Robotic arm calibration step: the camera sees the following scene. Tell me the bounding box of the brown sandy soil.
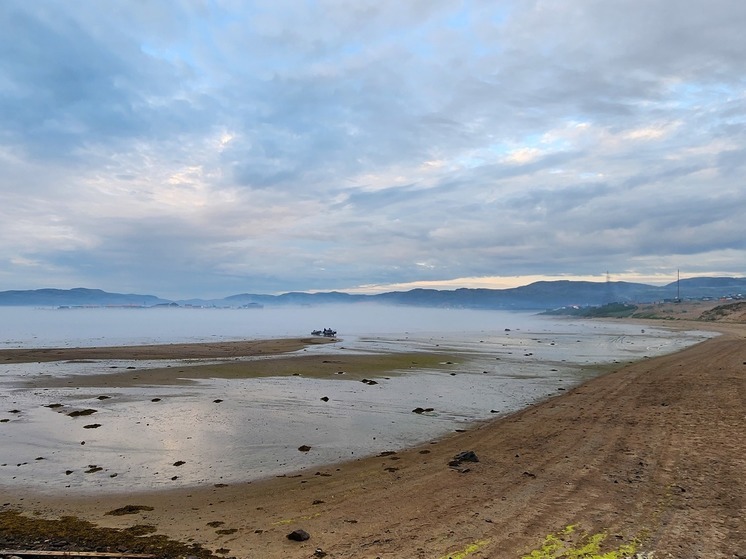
[630,299,746,322]
[3,323,744,558]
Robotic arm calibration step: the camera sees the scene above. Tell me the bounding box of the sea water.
[0,305,712,494]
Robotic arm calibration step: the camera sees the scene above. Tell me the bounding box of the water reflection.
[0,307,713,494]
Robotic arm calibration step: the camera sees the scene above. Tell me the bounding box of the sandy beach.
[1,323,744,558]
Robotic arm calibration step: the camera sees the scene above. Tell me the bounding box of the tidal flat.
[0,309,711,495]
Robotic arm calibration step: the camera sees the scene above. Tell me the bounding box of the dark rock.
[314,549,328,558]
[105,505,155,516]
[320,396,329,402]
[287,529,310,542]
[151,398,161,402]
[453,451,479,463]
[412,407,425,414]
[67,409,97,417]
[97,395,111,400]
[173,460,186,467]
[213,399,223,403]
[298,445,312,452]
[83,424,102,429]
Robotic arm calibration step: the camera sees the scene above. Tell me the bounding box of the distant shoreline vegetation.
[542,302,639,318]
[544,299,746,323]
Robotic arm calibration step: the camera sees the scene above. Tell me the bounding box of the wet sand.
[0,337,335,364]
[2,323,744,558]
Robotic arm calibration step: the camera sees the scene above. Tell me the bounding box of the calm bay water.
[0,305,712,494]
[1,304,574,348]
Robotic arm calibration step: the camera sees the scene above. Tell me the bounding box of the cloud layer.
[1,1,744,297]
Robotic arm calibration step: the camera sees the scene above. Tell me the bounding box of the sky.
[1,1,745,299]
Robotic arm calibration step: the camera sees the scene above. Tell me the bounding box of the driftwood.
[0,551,155,558]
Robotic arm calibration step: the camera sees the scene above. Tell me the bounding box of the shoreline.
[2,322,744,558]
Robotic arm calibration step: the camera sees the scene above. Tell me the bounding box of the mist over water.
[1,304,556,349]
[0,305,712,494]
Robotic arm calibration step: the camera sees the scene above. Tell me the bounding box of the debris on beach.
[450,450,480,467]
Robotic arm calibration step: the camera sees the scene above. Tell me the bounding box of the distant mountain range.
[1,277,745,310]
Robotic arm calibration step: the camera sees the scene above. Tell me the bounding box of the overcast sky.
[1,1,744,298]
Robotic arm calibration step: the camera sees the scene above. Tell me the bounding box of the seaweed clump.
[0,509,218,559]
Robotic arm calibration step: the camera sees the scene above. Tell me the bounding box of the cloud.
[1,0,745,297]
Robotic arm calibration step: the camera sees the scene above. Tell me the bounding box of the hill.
[0,288,169,307]
[2,277,745,310]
